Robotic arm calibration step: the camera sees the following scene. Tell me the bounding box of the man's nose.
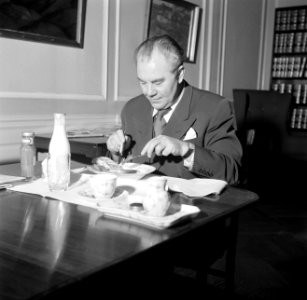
[146,84,156,96]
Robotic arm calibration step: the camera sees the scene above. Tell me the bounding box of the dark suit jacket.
[121,83,242,184]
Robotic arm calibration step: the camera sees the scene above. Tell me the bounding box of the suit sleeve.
[191,98,242,185]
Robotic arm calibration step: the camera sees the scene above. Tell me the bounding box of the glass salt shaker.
[20,132,36,178]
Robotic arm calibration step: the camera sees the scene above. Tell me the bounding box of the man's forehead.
[137,51,177,72]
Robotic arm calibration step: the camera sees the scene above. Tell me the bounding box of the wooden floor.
[206,182,307,299]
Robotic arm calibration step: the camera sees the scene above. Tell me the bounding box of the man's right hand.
[106,129,129,155]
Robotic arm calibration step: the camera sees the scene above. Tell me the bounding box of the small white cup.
[89,174,117,199]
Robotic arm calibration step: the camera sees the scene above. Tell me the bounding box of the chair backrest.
[232,89,250,133]
[232,89,292,154]
[232,89,292,188]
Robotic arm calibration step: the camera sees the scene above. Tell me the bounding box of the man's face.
[136,50,182,110]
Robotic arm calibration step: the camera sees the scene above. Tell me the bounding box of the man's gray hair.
[135,35,185,70]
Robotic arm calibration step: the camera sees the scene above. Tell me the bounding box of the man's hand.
[141,135,190,158]
[106,129,130,155]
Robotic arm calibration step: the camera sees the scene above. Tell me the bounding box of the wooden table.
[35,134,108,164]
[0,163,258,299]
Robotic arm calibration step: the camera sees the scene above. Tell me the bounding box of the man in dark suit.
[107,34,242,185]
[107,35,242,292]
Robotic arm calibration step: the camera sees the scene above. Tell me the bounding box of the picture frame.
[0,0,87,48]
[147,0,201,63]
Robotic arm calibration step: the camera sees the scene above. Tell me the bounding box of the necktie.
[153,108,170,137]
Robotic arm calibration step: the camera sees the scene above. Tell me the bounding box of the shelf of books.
[271,5,307,133]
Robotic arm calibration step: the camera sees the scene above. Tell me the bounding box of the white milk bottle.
[47,113,71,191]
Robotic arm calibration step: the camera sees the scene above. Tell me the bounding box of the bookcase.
[271,5,307,133]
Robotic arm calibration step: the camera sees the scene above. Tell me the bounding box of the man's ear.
[177,65,185,83]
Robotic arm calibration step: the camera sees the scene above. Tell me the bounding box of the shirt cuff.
[183,143,195,170]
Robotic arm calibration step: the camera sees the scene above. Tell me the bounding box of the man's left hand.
[141,135,190,158]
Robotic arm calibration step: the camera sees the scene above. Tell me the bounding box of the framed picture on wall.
[147,0,201,63]
[0,0,87,48]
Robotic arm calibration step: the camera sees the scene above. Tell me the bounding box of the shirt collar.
[152,86,185,121]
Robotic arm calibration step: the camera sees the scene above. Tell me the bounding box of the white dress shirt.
[152,88,195,170]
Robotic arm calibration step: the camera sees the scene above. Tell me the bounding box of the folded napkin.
[165,177,227,198]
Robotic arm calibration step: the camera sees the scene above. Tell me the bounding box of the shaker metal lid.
[22,132,35,137]
[129,202,143,212]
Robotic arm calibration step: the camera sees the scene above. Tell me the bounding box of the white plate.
[88,163,156,180]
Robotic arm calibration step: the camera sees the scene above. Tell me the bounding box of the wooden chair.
[232,89,292,194]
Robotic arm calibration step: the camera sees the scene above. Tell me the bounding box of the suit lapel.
[164,85,196,140]
[134,98,153,141]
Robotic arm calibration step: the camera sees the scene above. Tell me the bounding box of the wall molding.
[113,0,121,101]
[0,0,110,103]
[0,92,105,101]
[0,113,115,126]
[257,0,268,89]
[218,0,227,96]
[261,0,275,90]
[101,0,109,101]
[202,0,211,90]
[113,0,131,102]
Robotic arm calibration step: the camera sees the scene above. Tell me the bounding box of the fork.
[119,154,146,166]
